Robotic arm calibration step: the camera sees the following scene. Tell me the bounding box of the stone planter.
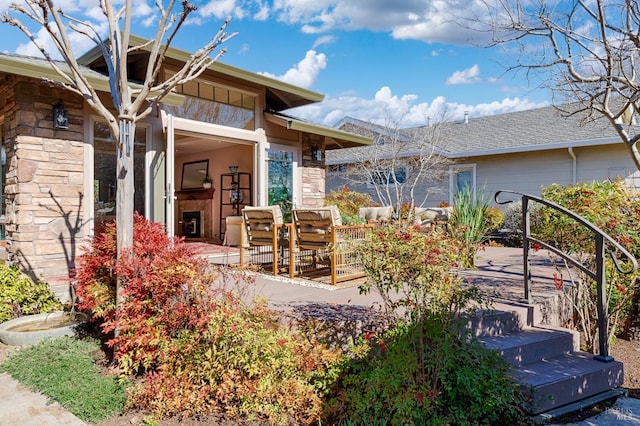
[0,311,88,346]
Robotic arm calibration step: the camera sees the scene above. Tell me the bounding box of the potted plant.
[202,176,213,189]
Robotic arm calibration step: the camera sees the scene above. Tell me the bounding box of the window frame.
[449,163,477,204]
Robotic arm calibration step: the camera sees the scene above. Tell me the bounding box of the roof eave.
[448,137,622,158]
[0,55,184,106]
[266,112,373,148]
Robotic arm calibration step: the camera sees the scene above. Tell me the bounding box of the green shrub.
[0,264,62,323]
[330,226,524,424]
[0,337,126,423]
[450,186,491,268]
[502,200,544,246]
[325,186,374,224]
[324,322,523,425]
[484,206,505,234]
[129,295,344,424]
[533,180,640,346]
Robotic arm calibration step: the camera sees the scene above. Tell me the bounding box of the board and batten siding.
[470,143,638,205]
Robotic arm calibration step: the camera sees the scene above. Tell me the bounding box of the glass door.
[266,146,297,222]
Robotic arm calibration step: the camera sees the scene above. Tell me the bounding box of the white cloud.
[289,86,548,127]
[259,50,327,89]
[445,64,482,85]
[199,0,246,19]
[271,0,493,45]
[312,35,337,49]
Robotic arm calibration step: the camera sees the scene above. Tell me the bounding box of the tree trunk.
[115,118,135,336]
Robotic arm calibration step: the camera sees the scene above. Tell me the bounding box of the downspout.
[568,147,577,185]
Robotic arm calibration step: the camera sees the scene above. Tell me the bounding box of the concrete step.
[466,309,524,337]
[478,326,579,367]
[511,351,624,414]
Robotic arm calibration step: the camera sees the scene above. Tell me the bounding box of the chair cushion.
[252,221,272,232]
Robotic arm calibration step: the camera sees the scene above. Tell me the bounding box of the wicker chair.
[292,206,373,285]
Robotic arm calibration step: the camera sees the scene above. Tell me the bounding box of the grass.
[0,336,127,423]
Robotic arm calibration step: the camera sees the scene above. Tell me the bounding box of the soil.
[1,337,639,425]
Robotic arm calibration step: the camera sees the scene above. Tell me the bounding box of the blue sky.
[0,0,551,127]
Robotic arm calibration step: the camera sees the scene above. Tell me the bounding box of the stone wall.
[2,76,85,299]
[300,134,325,207]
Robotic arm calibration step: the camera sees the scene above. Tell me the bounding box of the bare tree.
[476,0,640,170]
[2,0,235,313]
[337,115,451,221]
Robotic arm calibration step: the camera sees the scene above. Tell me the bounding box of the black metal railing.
[495,190,638,361]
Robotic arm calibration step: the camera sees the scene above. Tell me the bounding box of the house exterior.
[327,105,640,207]
[0,38,371,300]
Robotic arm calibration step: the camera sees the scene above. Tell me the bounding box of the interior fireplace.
[182,211,202,238]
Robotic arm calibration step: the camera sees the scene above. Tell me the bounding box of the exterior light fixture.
[311,141,323,161]
[53,102,68,129]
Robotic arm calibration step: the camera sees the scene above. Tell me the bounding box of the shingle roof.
[327,103,632,164]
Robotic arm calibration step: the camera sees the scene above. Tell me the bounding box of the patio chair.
[358,205,394,227]
[292,205,373,285]
[239,205,293,275]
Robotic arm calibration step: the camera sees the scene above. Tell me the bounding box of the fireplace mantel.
[176,188,215,201]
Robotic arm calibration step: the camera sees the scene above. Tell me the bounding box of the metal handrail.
[495,190,638,361]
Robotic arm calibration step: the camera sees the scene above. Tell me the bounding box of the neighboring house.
[327,105,640,207]
[0,37,371,300]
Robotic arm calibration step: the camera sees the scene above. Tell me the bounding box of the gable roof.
[78,35,324,111]
[327,103,632,164]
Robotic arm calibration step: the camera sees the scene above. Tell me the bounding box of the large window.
[449,164,476,204]
[93,121,147,230]
[266,148,295,222]
[163,74,256,130]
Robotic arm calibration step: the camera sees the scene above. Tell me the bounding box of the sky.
[0,0,552,128]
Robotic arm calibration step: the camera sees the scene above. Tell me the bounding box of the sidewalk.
[0,247,638,425]
[0,372,85,426]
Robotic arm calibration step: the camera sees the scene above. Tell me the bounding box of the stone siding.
[300,134,325,207]
[2,76,85,299]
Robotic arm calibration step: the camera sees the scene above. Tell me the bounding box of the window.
[368,165,407,186]
[163,72,256,130]
[449,164,476,204]
[266,147,296,222]
[93,121,147,230]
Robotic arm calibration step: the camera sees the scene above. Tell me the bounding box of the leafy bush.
[533,180,640,346]
[330,226,524,424]
[324,322,522,425]
[484,206,505,234]
[450,186,490,268]
[0,264,62,323]
[75,212,213,373]
[325,186,374,224]
[0,337,126,423]
[75,213,343,424]
[129,295,344,424]
[325,227,520,424]
[358,226,472,324]
[502,200,544,246]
